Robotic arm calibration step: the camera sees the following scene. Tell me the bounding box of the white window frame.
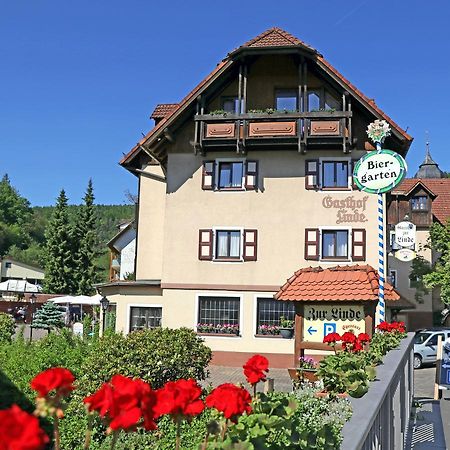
[214,158,246,192]
[318,156,352,192]
[212,226,244,263]
[252,294,295,339]
[195,292,244,338]
[319,226,352,262]
[126,303,163,334]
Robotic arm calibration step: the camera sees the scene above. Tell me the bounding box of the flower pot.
[287,368,318,383]
[279,328,294,339]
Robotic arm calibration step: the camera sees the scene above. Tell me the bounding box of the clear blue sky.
[1,0,449,206]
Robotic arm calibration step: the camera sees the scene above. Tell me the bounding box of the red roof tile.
[392,178,450,224]
[241,27,316,52]
[275,265,400,302]
[150,103,179,120]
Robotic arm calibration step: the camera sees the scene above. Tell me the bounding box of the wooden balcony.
[194,111,354,154]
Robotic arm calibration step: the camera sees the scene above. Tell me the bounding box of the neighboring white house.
[0,257,44,285]
[107,222,136,281]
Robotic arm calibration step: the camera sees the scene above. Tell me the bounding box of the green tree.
[0,312,15,343]
[422,221,450,306]
[31,301,64,333]
[409,255,432,303]
[0,174,33,255]
[72,180,101,294]
[43,190,75,294]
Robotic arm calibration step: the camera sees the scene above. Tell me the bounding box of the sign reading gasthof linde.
[303,304,365,343]
[395,221,416,248]
[353,150,407,194]
[322,195,369,224]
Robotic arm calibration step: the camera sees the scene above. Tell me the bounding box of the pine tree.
[43,190,75,294]
[73,179,101,294]
[31,301,64,333]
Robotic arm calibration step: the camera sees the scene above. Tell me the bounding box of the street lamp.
[100,296,110,335]
[29,293,37,342]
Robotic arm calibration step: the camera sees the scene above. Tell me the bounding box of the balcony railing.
[340,333,414,450]
[193,110,353,154]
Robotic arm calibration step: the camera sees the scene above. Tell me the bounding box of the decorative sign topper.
[395,248,416,262]
[395,221,416,248]
[353,149,407,194]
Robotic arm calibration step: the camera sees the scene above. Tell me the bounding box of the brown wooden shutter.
[243,229,258,261]
[351,160,358,190]
[304,228,320,260]
[202,161,215,190]
[198,229,213,260]
[305,160,319,190]
[352,229,366,261]
[245,161,258,190]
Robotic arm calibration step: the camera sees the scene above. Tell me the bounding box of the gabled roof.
[239,27,317,52]
[121,27,413,169]
[275,264,400,302]
[391,178,450,224]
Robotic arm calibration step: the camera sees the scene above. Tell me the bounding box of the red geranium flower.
[154,379,204,420]
[357,333,371,344]
[353,340,364,352]
[323,332,341,344]
[30,367,75,398]
[84,375,157,431]
[243,355,269,385]
[376,321,390,332]
[206,383,252,422]
[341,332,357,343]
[0,404,49,450]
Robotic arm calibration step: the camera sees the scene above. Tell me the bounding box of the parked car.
[414,328,450,369]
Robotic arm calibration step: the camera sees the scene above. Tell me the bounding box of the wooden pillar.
[294,303,304,366]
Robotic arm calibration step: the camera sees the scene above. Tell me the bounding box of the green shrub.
[0,312,15,343]
[79,328,212,396]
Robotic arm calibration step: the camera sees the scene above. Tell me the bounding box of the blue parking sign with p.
[324,323,337,336]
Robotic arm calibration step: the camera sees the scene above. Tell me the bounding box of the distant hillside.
[8,204,134,281]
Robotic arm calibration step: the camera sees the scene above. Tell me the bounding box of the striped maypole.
[376,143,385,324]
[366,120,391,325]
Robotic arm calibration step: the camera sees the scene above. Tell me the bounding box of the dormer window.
[308,88,340,111]
[222,97,241,114]
[275,89,298,111]
[411,196,428,211]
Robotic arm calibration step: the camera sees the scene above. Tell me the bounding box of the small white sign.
[72,322,83,336]
[395,221,416,248]
[395,248,416,262]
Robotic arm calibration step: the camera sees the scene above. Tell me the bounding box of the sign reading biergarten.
[353,149,407,194]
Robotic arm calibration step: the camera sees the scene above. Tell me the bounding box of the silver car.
[414,328,450,369]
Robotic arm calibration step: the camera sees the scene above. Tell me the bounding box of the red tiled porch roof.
[275,265,400,302]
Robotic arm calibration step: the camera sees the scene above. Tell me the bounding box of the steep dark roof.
[414,145,445,178]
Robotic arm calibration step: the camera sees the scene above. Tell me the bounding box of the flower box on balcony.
[309,120,341,136]
[248,121,296,137]
[205,122,236,138]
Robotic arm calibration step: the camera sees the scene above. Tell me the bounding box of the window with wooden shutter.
[202,161,215,190]
[198,229,213,260]
[304,228,320,260]
[305,160,319,190]
[243,229,258,261]
[351,161,358,190]
[245,161,258,190]
[352,229,366,261]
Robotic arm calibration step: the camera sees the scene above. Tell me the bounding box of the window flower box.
[196,323,239,335]
[248,121,296,137]
[257,325,280,336]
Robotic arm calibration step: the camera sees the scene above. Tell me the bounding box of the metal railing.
[341,333,414,450]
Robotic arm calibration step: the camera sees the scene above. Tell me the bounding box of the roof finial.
[425,130,431,158]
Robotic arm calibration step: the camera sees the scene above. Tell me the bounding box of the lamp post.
[29,293,37,342]
[100,296,110,335]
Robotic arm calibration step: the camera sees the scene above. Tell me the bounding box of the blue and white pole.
[376,142,385,325]
[366,120,392,325]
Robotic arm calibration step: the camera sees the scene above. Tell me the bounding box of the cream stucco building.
[99,28,412,367]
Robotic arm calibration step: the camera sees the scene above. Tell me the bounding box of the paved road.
[13,324,47,341]
[407,366,450,449]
